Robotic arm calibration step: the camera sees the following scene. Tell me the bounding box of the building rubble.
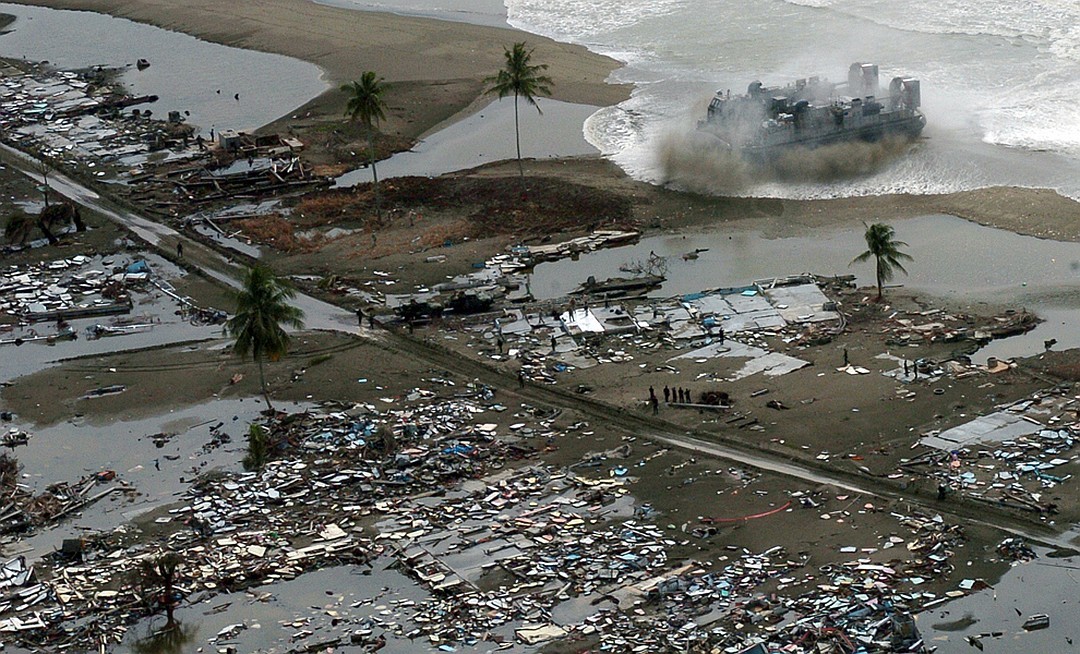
[0,254,227,346]
[439,274,843,389]
[0,368,991,653]
[900,388,1079,512]
[0,64,192,172]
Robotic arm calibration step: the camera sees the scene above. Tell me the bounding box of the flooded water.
[112,565,430,654]
[922,551,1080,653]
[529,214,1080,359]
[336,98,599,186]
[0,3,328,134]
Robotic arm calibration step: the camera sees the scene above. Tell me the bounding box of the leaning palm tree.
[342,72,388,215]
[850,222,913,300]
[484,42,553,179]
[225,265,305,410]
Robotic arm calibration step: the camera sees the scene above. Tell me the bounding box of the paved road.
[8,143,1076,551]
[0,143,357,334]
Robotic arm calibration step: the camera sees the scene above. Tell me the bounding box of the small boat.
[1022,614,1050,631]
[86,323,154,339]
[571,274,665,298]
[136,59,150,70]
[2,428,30,448]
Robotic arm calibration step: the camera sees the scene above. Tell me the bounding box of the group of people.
[647,385,697,414]
[652,385,695,404]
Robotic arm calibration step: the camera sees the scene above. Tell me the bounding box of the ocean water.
[496,0,1080,199]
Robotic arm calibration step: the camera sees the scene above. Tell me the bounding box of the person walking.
[650,395,659,415]
[356,307,364,327]
[176,241,183,258]
[518,370,525,389]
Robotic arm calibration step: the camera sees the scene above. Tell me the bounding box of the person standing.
[650,395,659,415]
[663,386,670,403]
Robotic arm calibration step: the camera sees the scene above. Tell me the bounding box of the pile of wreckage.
[902,387,1080,513]
[0,66,189,169]
[0,256,141,327]
[0,455,127,537]
[443,274,842,388]
[144,150,326,208]
[0,383,549,649]
[0,374,987,653]
[880,306,1038,349]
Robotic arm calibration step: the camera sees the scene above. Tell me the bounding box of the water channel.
[0,2,329,134]
[529,214,1080,361]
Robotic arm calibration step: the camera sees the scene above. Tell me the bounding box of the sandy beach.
[7,0,630,141]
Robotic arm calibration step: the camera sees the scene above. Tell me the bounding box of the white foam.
[500,0,1080,199]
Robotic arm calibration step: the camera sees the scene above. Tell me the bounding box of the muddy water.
[529,214,1080,359]
[0,2,328,134]
[335,99,600,186]
[125,565,430,654]
[922,551,1080,652]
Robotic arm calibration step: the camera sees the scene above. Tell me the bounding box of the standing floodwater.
[0,3,328,134]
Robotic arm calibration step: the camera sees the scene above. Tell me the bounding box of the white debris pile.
[0,256,137,324]
[903,388,1079,512]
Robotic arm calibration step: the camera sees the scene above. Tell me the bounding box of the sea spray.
[656,127,916,195]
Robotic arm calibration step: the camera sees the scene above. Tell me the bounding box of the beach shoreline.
[3,0,630,134]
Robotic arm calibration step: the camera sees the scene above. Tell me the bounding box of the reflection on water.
[922,551,1080,653]
[335,99,599,186]
[529,214,1080,358]
[0,3,328,134]
[129,622,197,654]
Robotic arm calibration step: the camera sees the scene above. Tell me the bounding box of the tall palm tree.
[850,222,913,300]
[342,72,388,215]
[485,42,554,179]
[225,265,305,410]
[139,552,183,629]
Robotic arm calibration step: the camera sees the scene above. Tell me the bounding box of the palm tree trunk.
[876,259,884,300]
[71,205,86,232]
[164,575,176,629]
[368,133,381,217]
[514,93,523,179]
[37,218,58,245]
[257,355,273,411]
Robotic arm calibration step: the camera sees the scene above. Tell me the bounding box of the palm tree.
[484,42,554,179]
[342,72,388,215]
[138,552,183,629]
[225,265,305,410]
[850,222,913,300]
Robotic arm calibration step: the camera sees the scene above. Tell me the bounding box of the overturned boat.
[698,62,925,160]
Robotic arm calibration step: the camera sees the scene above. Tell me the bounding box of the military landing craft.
[699,62,925,160]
